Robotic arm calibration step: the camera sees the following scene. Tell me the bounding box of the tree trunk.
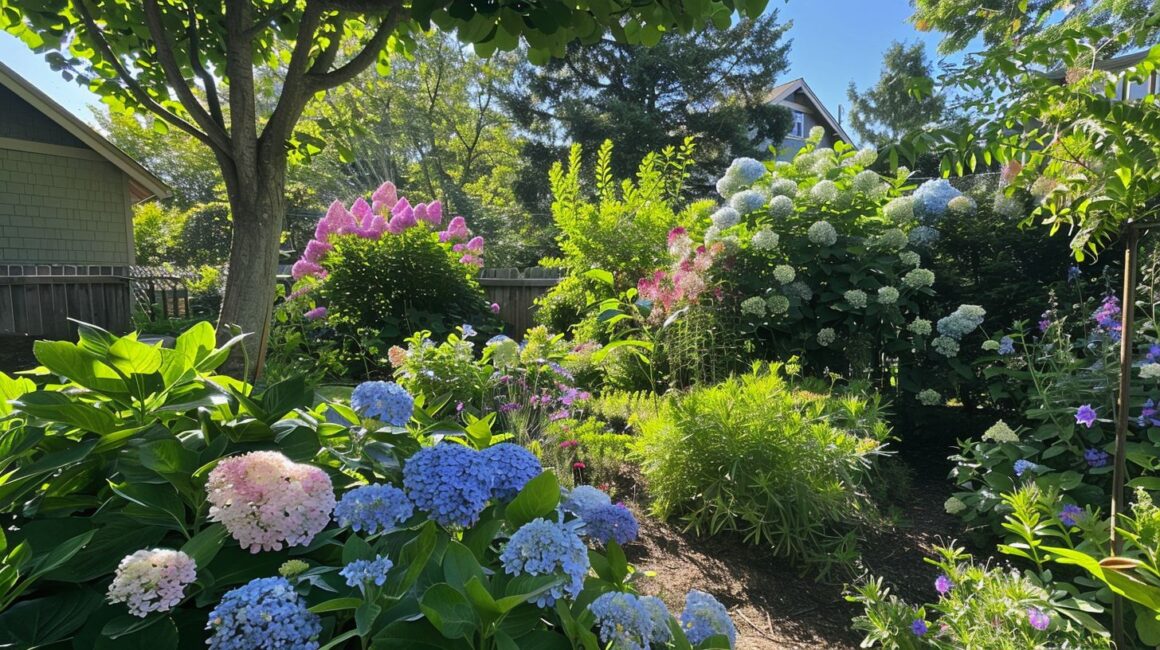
[217,156,287,378]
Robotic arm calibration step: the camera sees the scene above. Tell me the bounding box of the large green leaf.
[14,391,118,435]
[1045,546,1160,613]
[420,583,478,639]
[0,371,36,416]
[442,540,485,589]
[505,472,559,529]
[0,587,103,647]
[385,522,438,598]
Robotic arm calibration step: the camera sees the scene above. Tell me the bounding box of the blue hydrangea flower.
[680,590,736,647]
[1059,504,1084,527]
[582,504,639,546]
[481,443,542,501]
[206,577,321,650]
[499,518,589,607]
[908,225,941,247]
[351,381,414,427]
[1014,459,1035,477]
[461,324,477,338]
[728,189,767,215]
[403,444,494,528]
[588,592,653,650]
[562,485,612,517]
[911,179,962,223]
[1084,448,1110,468]
[937,305,986,340]
[640,595,674,645]
[727,157,767,185]
[486,335,513,346]
[998,336,1015,355]
[334,484,414,534]
[340,555,393,593]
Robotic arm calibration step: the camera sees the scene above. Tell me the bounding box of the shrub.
[633,363,890,569]
[132,202,187,265]
[177,201,232,265]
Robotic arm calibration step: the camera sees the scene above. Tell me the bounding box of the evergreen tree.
[846,41,946,147]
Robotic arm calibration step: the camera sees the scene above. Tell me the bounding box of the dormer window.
[791,110,805,138]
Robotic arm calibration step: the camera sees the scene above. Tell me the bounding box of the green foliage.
[131,202,188,266]
[633,363,890,571]
[846,40,947,147]
[177,202,231,266]
[849,545,1110,649]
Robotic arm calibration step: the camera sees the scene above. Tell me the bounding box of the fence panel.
[478,268,563,339]
[0,265,131,337]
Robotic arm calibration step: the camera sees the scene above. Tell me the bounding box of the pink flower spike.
[466,236,485,252]
[413,203,428,224]
[291,259,324,280]
[371,181,398,213]
[315,200,346,240]
[391,197,412,216]
[304,306,328,320]
[302,239,332,263]
[351,197,373,221]
[425,200,443,225]
[459,254,484,267]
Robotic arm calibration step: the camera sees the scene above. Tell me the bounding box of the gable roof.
[0,61,171,203]
[768,77,854,146]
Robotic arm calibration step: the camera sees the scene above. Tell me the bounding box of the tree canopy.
[846,40,946,148]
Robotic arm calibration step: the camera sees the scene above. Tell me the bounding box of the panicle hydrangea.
[207,577,322,650]
[908,318,933,336]
[729,189,768,215]
[786,281,813,302]
[937,305,986,339]
[852,169,882,194]
[876,228,908,251]
[340,555,393,592]
[878,287,900,305]
[808,220,838,246]
[403,444,494,528]
[769,194,795,218]
[107,549,197,617]
[582,503,639,545]
[817,328,836,347]
[334,484,414,534]
[908,225,941,247]
[768,178,798,198]
[983,420,1019,443]
[500,518,590,606]
[710,207,740,229]
[481,443,542,501]
[740,296,766,317]
[810,180,839,204]
[680,590,737,647]
[588,592,653,650]
[766,295,790,315]
[350,381,414,426]
[932,335,960,357]
[844,290,868,309]
[899,251,921,267]
[947,195,977,215]
[773,265,795,284]
[911,179,963,222]
[903,268,936,289]
[945,496,966,514]
[751,228,779,251]
[641,596,674,645]
[207,451,335,553]
[884,196,914,224]
[918,389,942,406]
[994,194,1024,219]
[562,485,612,516]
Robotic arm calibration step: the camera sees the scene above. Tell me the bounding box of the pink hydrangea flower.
[302,239,333,264]
[440,216,470,243]
[371,181,398,214]
[466,236,485,252]
[107,548,197,617]
[460,254,484,267]
[423,200,443,226]
[489,302,500,314]
[206,451,336,553]
[291,259,325,280]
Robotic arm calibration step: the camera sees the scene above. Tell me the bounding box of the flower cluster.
[1091,295,1122,340]
[908,225,941,247]
[637,238,723,320]
[1014,459,1036,477]
[710,206,741,229]
[932,336,960,357]
[729,189,768,215]
[876,228,908,250]
[350,381,414,427]
[751,228,779,250]
[767,295,790,315]
[768,177,798,198]
[716,157,768,198]
[206,451,336,553]
[877,286,899,305]
[909,318,932,336]
[903,268,935,289]
[773,265,795,284]
[810,179,839,204]
[982,420,1019,443]
[1084,448,1110,468]
[680,590,737,647]
[1059,504,1084,527]
[334,483,414,534]
[918,389,942,406]
[588,592,654,650]
[911,179,963,223]
[807,220,838,246]
[403,444,495,528]
[582,503,640,546]
[207,577,322,650]
[741,296,766,317]
[769,194,794,218]
[340,555,394,593]
[563,485,612,515]
[844,289,868,309]
[937,305,985,340]
[817,328,836,347]
[998,336,1015,355]
[107,548,197,617]
[884,196,914,223]
[500,518,590,606]
[481,443,542,501]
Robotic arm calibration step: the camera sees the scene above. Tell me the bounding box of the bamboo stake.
[1111,221,1140,648]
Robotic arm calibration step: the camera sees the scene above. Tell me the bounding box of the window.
[1127,73,1153,101]
[791,110,805,138]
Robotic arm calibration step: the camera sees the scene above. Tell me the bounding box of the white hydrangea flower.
[932,335,960,357]
[876,228,907,251]
[908,318,932,336]
[766,295,790,315]
[730,189,768,215]
[726,157,768,185]
[981,340,1001,351]
[853,147,878,167]
[811,155,837,176]
[947,195,977,215]
[715,173,746,199]
[810,180,839,204]
[773,265,795,284]
[751,228,779,251]
[740,296,766,317]
[852,170,881,194]
[768,178,798,198]
[899,251,921,267]
[982,420,1019,443]
[844,289,868,309]
[944,496,966,514]
[884,196,915,224]
[908,225,941,247]
[877,286,899,304]
[903,268,936,289]
[993,194,1024,219]
[710,207,740,229]
[786,281,813,301]
[704,225,721,243]
[769,195,794,218]
[918,388,942,406]
[807,220,838,246]
[817,328,836,346]
[1141,363,1160,379]
[808,125,825,140]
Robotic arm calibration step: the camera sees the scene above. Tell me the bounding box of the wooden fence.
[0,265,132,338]
[131,271,193,321]
[478,268,563,338]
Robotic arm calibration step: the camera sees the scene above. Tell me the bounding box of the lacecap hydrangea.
[680,590,737,647]
[481,442,542,501]
[207,577,322,650]
[500,517,590,606]
[107,548,197,617]
[350,381,414,427]
[333,483,414,534]
[206,451,335,553]
[589,591,655,650]
[403,444,494,528]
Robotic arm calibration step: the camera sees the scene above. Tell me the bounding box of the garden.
[4,0,1160,649]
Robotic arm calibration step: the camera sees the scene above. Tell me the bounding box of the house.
[767,78,854,160]
[1046,48,1158,101]
[0,61,169,340]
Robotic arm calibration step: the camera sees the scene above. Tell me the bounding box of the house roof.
[0,61,171,203]
[768,77,854,146]
[1044,48,1153,80]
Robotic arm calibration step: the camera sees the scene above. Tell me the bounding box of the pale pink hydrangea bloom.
[371,181,399,214]
[207,451,336,553]
[440,216,470,243]
[107,548,197,617]
[304,306,327,321]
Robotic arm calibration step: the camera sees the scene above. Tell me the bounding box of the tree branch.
[260,1,325,151]
[142,0,232,151]
[185,2,226,129]
[71,0,215,149]
[305,6,403,91]
[245,0,294,37]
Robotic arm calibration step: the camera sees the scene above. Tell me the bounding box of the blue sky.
[0,0,947,138]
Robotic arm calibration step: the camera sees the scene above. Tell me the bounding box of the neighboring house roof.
[1044,48,1153,80]
[768,77,854,146]
[0,61,171,203]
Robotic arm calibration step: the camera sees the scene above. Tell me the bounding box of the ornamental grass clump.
[633,364,890,568]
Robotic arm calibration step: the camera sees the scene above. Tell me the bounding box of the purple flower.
[1014,459,1035,477]
[1038,311,1053,333]
[1067,266,1082,282]
[911,619,928,636]
[935,574,952,595]
[1092,295,1122,341]
[1059,504,1083,527]
[1140,399,1160,427]
[1027,607,1049,631]
[304,306,328,321]
[1075,404,1097,428]
[1147,344,1160,363]
[1084,448,1110,468]
[490,303,501,314]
